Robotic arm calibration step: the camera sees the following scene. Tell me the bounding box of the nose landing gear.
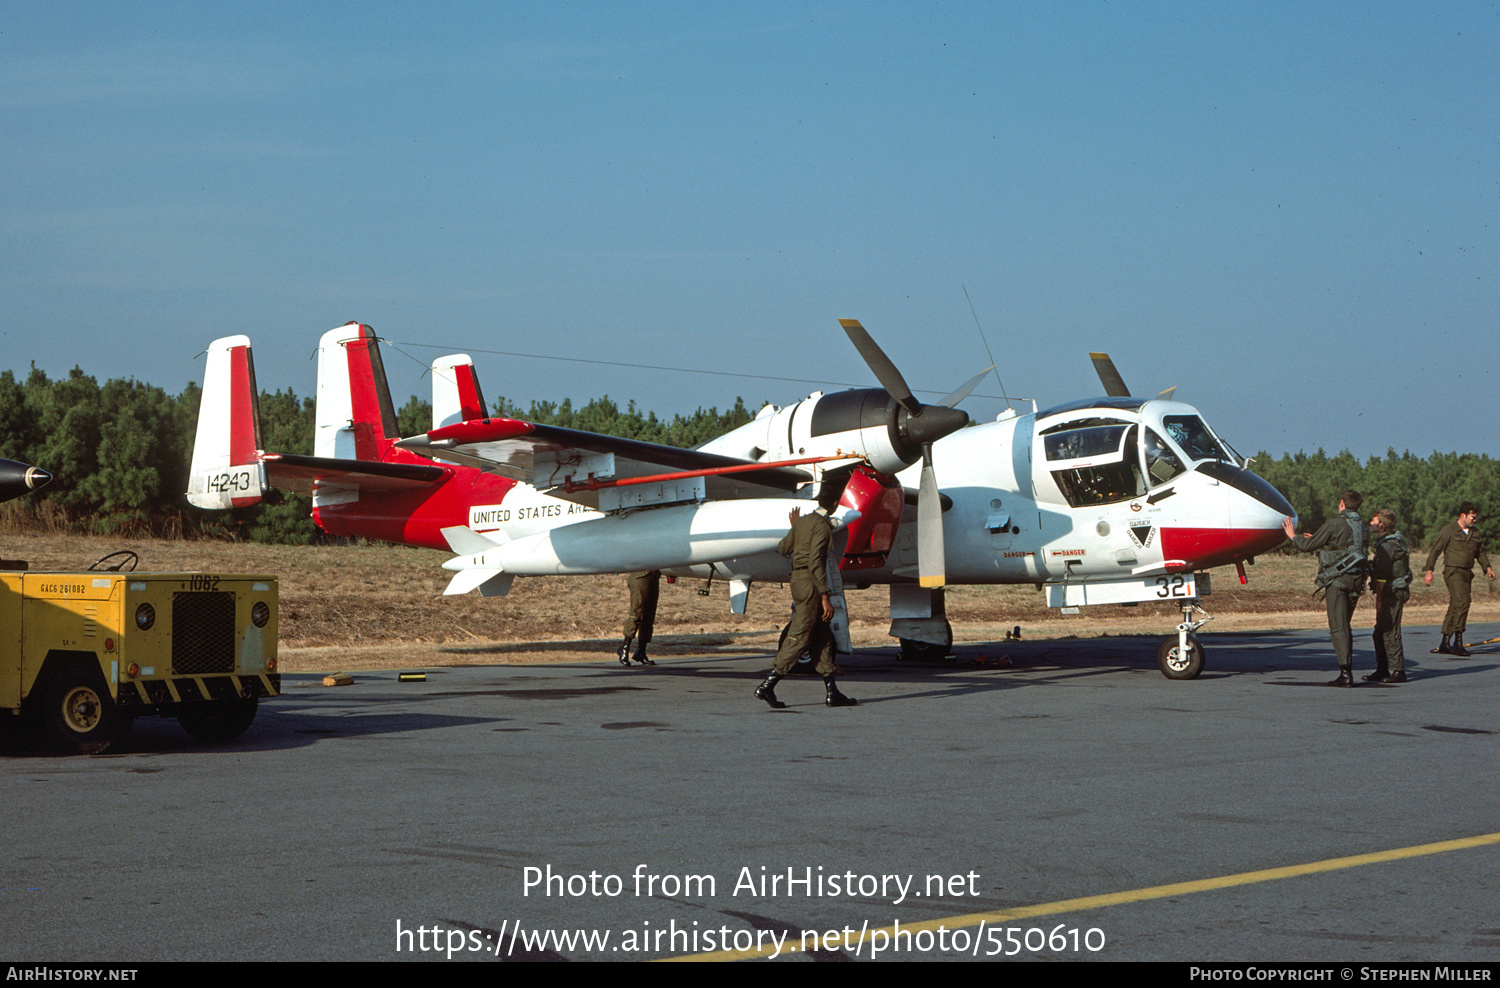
[1157,598,1211,679]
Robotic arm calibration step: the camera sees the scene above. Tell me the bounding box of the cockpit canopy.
[1034,400,1241,509]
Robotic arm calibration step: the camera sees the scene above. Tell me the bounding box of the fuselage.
[315,390,1292,592]
[674,395,1293,589]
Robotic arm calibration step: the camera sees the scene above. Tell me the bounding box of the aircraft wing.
[395,417,827,504]
[261,453,449,496]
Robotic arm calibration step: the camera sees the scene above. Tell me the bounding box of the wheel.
[88,550,139,572]
[899,636,952,663]
[1157,634,1205,679]
[36,666,120,753]
[178,697,259,743]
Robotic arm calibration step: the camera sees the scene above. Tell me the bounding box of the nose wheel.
[1157,599,1211,679]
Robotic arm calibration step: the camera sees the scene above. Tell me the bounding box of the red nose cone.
[1159,526,1287,570]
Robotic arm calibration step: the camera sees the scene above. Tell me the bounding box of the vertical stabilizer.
[187,335,267,509]
[430,354,488,430]
[315,322,399,460]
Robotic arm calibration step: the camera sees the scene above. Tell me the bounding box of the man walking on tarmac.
[1424,502,1494,657]
[1365,508,1412,683]
[1282,490,1369,687]
[755,479,857,709]
[618,570,660,666]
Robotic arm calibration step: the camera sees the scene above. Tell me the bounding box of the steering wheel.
[88,550,140,572]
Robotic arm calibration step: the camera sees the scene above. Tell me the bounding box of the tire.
[899,636,952,663]
[36,665,120,754]
[1157,634,1205,680]
[177,697,258,743]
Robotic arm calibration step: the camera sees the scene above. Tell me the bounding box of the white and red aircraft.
[189,320,1293,678]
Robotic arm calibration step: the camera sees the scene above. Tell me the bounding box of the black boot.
[824,676,857,707]
[755,673,786,709]
[631,643,655,665]
[618,637,634,666]
[1451,633,1471,657]
[1432,634,1453,655]
[1326,668,1354,687]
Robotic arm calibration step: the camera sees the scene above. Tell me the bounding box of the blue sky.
[3,1,1495,459]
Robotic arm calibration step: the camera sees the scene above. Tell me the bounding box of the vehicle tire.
[899,636,952,663]
[36,666,120,754]
[178,697,258,743]
[1157,634,1205,680]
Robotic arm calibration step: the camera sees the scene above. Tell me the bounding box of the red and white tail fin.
[187,335,267,509]
[430,354,488,430]
[315,322,400,460]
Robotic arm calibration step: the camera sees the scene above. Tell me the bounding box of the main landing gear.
[1157,598,1212,680]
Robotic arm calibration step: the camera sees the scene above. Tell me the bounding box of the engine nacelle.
[764,388,961,477]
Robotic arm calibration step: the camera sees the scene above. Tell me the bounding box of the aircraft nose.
[0,459,50,503]
[1208,462,1293,560]
[1195,461,1292,518]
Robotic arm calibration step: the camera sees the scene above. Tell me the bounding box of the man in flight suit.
[1423,502,1494,657]
[1282,490,1369,687]
[1365,508,1411,683]
[618,570,660,666]
[755,480,856,709]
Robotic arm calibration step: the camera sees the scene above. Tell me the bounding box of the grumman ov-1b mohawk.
[189,320,1293,678]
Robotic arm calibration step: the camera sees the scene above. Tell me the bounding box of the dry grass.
[1,531,1492,672]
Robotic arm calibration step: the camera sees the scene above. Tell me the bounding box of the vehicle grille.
[172,591,236,674]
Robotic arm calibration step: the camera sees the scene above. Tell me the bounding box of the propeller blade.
[939,365,995,408]
[1157,385,1178,402]
[917,445,945,589]
[840,319,922,416]
[1089,353,1131,398]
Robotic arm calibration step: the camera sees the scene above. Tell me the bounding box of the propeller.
[839,319,971,589]
[1090,352,1178,402]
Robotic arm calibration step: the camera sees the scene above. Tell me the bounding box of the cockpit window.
[1163,415,1234,463]
[1143,428,1186,485]
[1046,425,1145,507]
[1043,424,1130,462]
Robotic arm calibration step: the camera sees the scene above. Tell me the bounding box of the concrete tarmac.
[3,621,1498,962]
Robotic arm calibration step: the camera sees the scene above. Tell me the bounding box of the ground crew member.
[1282,490,1368,687]
[1423,502,1494,657]
[1365,508,1411,683]
[618,570,660,666]
[755,481,856,709]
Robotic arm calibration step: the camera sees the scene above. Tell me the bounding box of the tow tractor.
[1,552,278,753]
